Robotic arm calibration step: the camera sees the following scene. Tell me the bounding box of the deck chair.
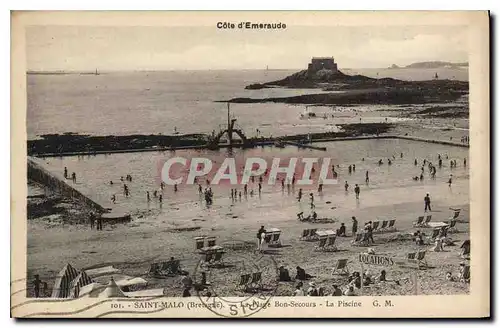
[271,233,281,246]
[248,272,262,291]
[209,251,224,267]
[325,236,338,252]
[309,229,318,241]
[430,228,440,241]
[206,237,216,247]
[372,221,380,231]
[416,250,427,268]
[203,252,214,264]
[315,237,327,251]
[238,274,251,291]
[460,265,470,283]
[300,229,310,240]
[195,237,205,250]
[423,215,432,226]
[413,216,424,227]
[387,219,396,231]
[460,240,470,259]
[450,208,461,220]
[331,259,349,275]
[407,252,416,260]
[147,263,160,275]
[448,220,458,233]
[379,220,388,231]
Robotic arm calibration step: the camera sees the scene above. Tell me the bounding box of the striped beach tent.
[51,263,79,298]
[69,271,93,298]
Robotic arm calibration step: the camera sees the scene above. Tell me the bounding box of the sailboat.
[95,68,99,76]
[434,72,439,79]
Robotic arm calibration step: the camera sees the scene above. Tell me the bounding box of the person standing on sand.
[89,212,95,230]
[297,188,303,202]
[64,167,68,179]
[111,194,116,204]
[32,274,42,298]
[351,216,358,236]
[464,158,467,167]
[424,193,431,212]
[345,181,349,192]
[414,159,418,166]
[71,172,76,183]
[365,171,369,184]
[354,184,360,199]
[448,175,453,187]
[309,193,315,209]
[147,191,151,202]
[96,215,103,231]
[257,226,266,251]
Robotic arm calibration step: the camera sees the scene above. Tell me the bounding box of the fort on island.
[307,57,338,74]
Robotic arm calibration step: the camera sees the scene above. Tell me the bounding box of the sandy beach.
[27,119,470,297]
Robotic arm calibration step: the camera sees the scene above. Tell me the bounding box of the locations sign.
[358,253,396,267]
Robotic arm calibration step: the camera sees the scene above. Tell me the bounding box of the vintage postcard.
[11,11,490,318]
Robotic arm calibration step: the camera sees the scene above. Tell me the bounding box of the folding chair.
[379,220,388,231]
[423,215,432,226]
[460,265,470,283]
[460,240,470,259]
[169,260,181,274]
[331,259,349,275]
[206,237,216,247]
[372,221,380,231]
[271,233,281,246]
[315,237,327,251]
[249,272,262,291]
[203,253,213,264]
[160,261,172,274]
[325,236,338,252]
[430,228,440,241]
[416,250,427,268]
[209,251,224,267]
[309,229,318,241]
[300,229,310,240]
[413,216,424,227]
[448,220,458,233]
[195,237,205,250]
[387,219,396,231]
[147,263,160,275]
[238,274,251,291]
[450,208,461,220]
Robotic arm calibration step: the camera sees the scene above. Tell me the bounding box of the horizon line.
[26,63,469,74]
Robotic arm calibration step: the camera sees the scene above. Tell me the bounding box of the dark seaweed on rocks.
[28,133,207,156]
[240,69,468,105]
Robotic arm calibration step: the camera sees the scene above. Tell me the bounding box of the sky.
[26,25,469,71]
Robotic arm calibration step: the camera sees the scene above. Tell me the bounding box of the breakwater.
[27,156,107,213]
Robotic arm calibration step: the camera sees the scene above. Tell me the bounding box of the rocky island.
[240,57,468,105]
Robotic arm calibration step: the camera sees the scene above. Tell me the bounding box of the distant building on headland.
[307,57,338,74]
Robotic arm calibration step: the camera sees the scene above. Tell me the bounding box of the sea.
[27,67,468,139]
